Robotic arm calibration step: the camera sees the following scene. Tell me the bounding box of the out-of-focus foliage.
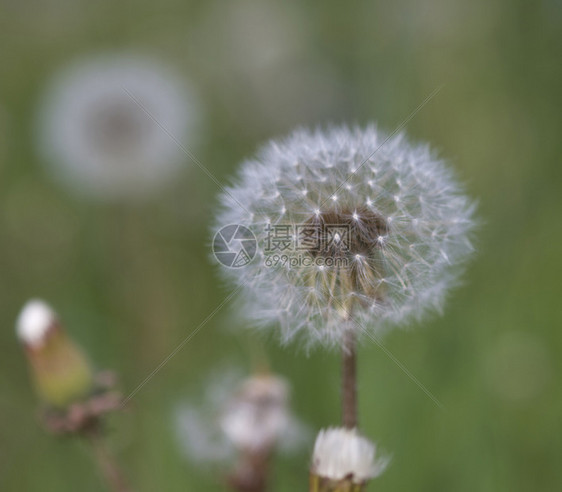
[0,0,560,491]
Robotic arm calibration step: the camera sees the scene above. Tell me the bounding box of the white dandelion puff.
[215,125,476,349]
[36,54,201,200]
[311,427,389,484]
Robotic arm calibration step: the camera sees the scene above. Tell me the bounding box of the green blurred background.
[1,0,561,490]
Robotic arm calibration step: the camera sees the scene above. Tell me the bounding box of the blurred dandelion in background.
[192,0,345,135]
[36,54,201,200]
[175,369,309,488]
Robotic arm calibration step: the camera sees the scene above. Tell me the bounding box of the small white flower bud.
[311,427,389,484]
[16,299,57,348]
[16,299,94,408]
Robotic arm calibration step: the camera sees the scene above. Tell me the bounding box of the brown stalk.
[342,328,358,430]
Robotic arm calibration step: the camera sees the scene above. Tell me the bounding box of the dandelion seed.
[215,125,476,349]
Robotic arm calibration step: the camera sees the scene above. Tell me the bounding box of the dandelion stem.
[342,327,358,429]
[87,429,132,492]
[227,450,270,492]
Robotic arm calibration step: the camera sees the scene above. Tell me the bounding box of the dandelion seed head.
[215,125,476,349]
